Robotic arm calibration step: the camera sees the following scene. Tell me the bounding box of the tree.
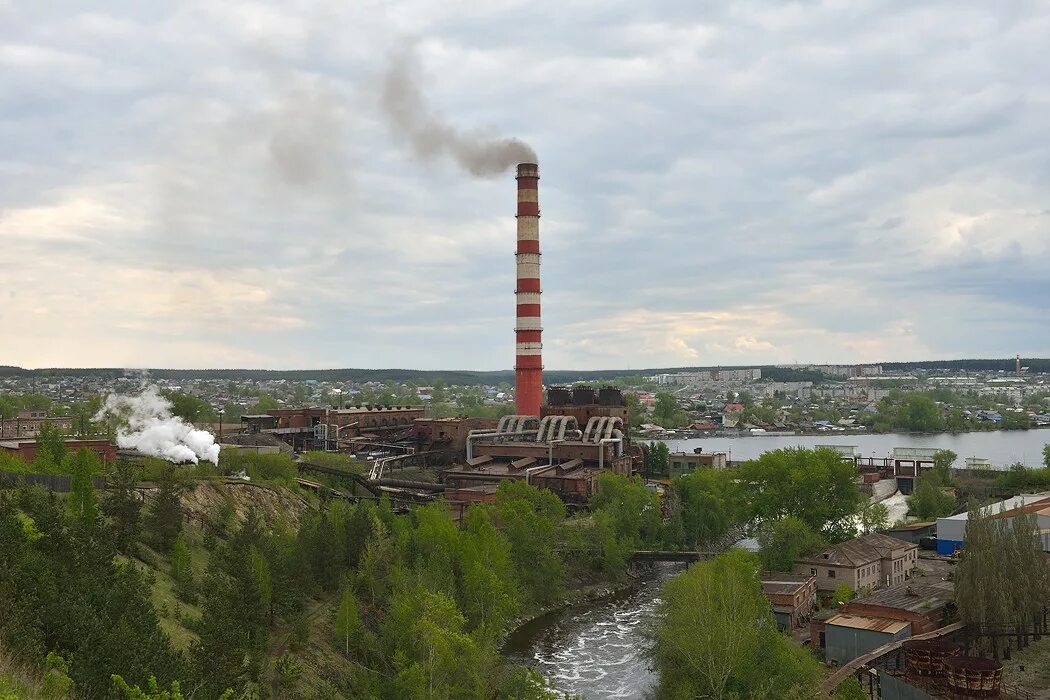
[833,583,855,606]
[652,392,684,428]
[162,391,217,424]
[68,448,99,525]
[648,550,819,700]
[955,499,1049,658]
[907,474,956,520]
[738,447,863,540]
[103,458,142,553]
[622,391,644,430]
[757,517,825,572]
[645,441,669,478]
[34,421,68,472]
[146,469,183,550]
[589,473,662,546]
[495,481,566,605]
[671,468,742,549]
[859,501,890,534]
[334,587,360,656]
[1045,443,1050,469]
[930,450,957,486]
[171,532,194,597]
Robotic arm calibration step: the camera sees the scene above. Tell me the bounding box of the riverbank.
[504,563,687,699]
[501,574,642,654]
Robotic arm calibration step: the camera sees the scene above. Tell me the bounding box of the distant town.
[2,359,1048,445]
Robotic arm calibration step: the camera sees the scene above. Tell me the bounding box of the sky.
[1,1,1048,371]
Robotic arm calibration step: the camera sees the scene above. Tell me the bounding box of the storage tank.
[903,639,962,677]
[572,387,597,405]
[547,386,571,406]
[942,656,1002,698]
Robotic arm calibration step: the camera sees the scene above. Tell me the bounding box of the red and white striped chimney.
[515,162,542,416]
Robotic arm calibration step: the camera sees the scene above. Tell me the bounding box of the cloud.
[1,0,1049,369]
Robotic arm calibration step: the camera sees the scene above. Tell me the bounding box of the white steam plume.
[95,386,220,465]
[381,45,536,176]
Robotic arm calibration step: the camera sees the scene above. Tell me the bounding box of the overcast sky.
[1,1,1048,371]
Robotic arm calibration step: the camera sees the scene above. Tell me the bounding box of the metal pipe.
[526,439,565,485]
[598,437,623,470]
[466,429,538,461]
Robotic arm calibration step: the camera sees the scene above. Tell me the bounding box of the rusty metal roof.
[826,614,909,634]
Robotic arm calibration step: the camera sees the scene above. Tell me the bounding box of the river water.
[504,563,685,699]
[664,429,1050,468]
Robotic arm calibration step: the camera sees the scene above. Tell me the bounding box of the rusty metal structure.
[514,162,543,416]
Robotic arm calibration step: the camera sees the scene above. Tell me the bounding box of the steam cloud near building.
[95,387,220,465]
[381,45,535,176]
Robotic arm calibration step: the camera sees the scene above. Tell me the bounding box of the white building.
[936,492,1050,556]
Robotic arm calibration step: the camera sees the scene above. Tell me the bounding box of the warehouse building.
[935,492,1050,555]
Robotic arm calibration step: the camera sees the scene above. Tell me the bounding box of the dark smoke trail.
[381,46,536,176]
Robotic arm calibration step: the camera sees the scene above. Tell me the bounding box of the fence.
[0,471,107,492]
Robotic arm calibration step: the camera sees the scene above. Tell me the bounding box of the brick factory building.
[0,438,117,465]
[0,410,74,439]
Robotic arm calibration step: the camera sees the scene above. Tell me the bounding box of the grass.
[0,646,45,700]
[130,526,211,653]
[1001,634,1050,693]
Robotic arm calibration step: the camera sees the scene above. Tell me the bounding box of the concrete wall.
[824,623,911,665]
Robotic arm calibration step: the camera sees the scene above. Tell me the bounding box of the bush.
[218,451,296,485]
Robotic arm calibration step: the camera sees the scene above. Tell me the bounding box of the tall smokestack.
[515,162,542,415]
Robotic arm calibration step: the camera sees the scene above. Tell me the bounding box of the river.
[663,429,1050,468]
[503,563,685,699]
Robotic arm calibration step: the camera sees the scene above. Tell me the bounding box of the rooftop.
[826,613,910,634]
[798,533,916,567]
[939,492,1050,522]
[851,578,955,614]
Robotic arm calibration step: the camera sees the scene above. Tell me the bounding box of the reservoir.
[662,430,1049,468]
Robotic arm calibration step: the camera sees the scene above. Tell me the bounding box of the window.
[810,568,816,576]
[828,570,836,578]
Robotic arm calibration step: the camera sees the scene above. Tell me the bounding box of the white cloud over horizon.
[1,1,1047,370]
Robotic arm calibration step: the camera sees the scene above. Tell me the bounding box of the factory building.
[442,386,637,504]
[935,492,1050,555]
[0,410,74,439]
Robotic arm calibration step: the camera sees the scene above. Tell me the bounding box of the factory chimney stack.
[515,162,543,415]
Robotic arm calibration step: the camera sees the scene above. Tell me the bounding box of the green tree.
[738,447,863,540]
[931,449,957,486]
[955,499,1049,657]
[589,473,662,546]
[833,583,855,606]
[145,469,183,550]
[333,587,360,656]
[67,448,99,525]
[170,532,193,597]
[669,468,742,549]
[757,517,825,572]
[859,501,890,534]
[645,441,670,478]
[907,474,956,520]
[34,421,68,472]
[652,392,684,428]
[102,458,142,553]
[250,394,281,413]
[624,391,645,429]
[112,674,232,700]
[648,550,819,699]
[1045,443,1050,469]
[162,391,217,424]
[495,481,566,605]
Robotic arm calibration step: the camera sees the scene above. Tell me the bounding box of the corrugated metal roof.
[826,614,909,634]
